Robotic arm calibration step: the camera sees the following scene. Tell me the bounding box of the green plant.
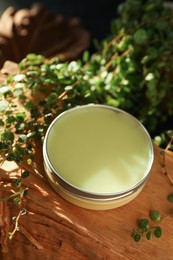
[0,0,173,242]
[131,210,162,242]
[159,130,173,184]
[167,194,173,203]
[132,132,173,243]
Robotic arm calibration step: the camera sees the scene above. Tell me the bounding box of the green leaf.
[0,85,11,94]
[133,233,141,242]
[147,47,158,60]
[18,134,27,143]
[30,109,40,118]
[0,100,9,112]
[21,170,30,178]
[154,226,162,238]
[19,95,27,101]
[1,131,14,142]
[13,197,21,205]
[13,88,24,96]
[0,118,4,126]
[25,101,34,111]
[154,136,162,146]
[7,75,14,84]
[6,152,15,161]
[167,130,173,138]
[26,70,40,76]
[156,20,168,31]
[83,50,90,63]
[27,158,32,165]
[12,179,22,188]
[167,193,173,203]
[13,145,25,156]
[13,74,26,82]
[22,189,28,197]
[150,210,161,222]
[16,112,26,122]
[47,92,58,107]
[27,131,36,138]
[6,116,16,124]
[15,155,23,163]
[145,73,154,81]
[15,122,25,133]
[138,219,150,232]
[134,29,148,45]
[27,53,43,61]
[146,231,152,240]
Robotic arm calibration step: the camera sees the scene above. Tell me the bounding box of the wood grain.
[0,50,172,260]
[0,142,173,260]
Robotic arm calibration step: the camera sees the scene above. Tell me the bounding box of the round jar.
[43,104,154,210]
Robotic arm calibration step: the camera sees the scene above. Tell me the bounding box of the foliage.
[0,0,173,241]
[132,132,173,243]
[1,1,173,158]
[110,0,173,136]
[131,210,162,242]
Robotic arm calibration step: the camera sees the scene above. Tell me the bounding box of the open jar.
[43,104,154,210]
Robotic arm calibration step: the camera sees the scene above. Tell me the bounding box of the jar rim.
[43,104,154,200]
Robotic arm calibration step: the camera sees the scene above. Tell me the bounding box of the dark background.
[0,0,125,40]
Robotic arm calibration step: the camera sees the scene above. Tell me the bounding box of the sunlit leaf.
[0,100,9,112]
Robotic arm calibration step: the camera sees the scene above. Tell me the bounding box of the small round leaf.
[14,197,21,205]
[1,131,14,142]
[167,194,173,203]
[146,231,152,240]
[12,179,22,188]
[134,29,148,45]
[0,100,9,112]
[133,233,141,242]
[138,218,149,232]
[154,226,162,238]
[150,210,161,222]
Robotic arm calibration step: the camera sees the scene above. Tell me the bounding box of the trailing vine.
[0,0,173,242]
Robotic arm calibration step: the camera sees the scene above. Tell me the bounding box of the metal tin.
[43,104,154,210]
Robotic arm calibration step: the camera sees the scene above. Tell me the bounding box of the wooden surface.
[0,141,173,259]
[0,6,173,258]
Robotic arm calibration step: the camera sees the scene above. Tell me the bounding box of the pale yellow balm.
[46,105,153,195]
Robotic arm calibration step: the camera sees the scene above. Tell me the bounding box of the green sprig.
[0,0,173,243]
[132,210,162,242]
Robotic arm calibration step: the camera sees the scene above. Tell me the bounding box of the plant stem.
[19,225,43,249]
[0,188,28,202]
[8,210,22,240]
[161,136,173,185]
